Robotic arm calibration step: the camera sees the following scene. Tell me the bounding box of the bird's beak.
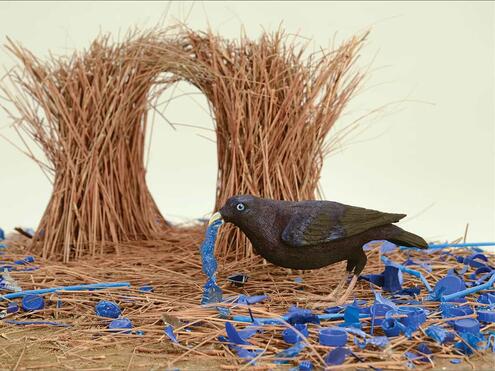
[208,211,224,226]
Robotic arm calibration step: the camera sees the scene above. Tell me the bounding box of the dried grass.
[1,234,492,370]
[1,26,365,261]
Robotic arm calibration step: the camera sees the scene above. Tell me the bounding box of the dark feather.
[282,202,406,247]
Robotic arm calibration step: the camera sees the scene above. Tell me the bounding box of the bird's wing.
[281,202,406,247]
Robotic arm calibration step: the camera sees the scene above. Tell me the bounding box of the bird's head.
[209,195,262,230]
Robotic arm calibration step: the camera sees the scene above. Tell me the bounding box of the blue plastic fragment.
[477,310,495,323]
[382,318,402,337]
[398,307,426,333]
[359,273,384,287]
[319,327,348,346]
[432,275,467,301]
[416,343,432,362]
[478,293,495,305]
[134,330,144,336]
[7,301,18,313]
[4,320,70,327]
[236,294,268,305]
[0,282,131,301]
[200,218,224,305]
[283,323,308,344]
[294,277,303,284]
[14,256,35,265]
[340,302,361,329]
[450,359,462,364]
[325,347,350,366]
[21,294,44,311]
[442,271,495,302]
[324,305,344,314]
[370,303,393,327]
[225,322,249,345]
[440,303,474,325]
[108,317,132,333]
[425,325,455,344]
[454,318,480,335]
[298,360,313,371]
[274,342,306,364]
[95,300,121,319]
[383,265,402,292]
[286,306,320,325]
[164,325,178,343]
[381,256,433,292]
[138,285,153,293]
[455,331,485,355]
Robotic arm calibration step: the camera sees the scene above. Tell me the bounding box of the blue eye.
[236,203,245,211]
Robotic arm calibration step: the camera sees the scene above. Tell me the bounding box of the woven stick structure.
[2,27,365,261]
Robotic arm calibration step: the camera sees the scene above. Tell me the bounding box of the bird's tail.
[389,228,428,249]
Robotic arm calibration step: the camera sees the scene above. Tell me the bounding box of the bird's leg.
[309,271,350,307]
[327,272,350,301]
[334,274,358,306]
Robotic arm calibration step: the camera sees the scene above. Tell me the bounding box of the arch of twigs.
[1,26,365,262]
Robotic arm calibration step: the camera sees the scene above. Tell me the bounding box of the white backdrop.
[0,1,493,243]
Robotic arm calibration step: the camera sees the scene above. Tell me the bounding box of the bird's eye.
[236,203,246,211]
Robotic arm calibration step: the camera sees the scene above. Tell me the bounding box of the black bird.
[210,195,428,305]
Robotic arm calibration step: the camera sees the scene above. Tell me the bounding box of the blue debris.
[7,301,18,313]
[108,317,132,333]
[134,330,144,336]
[383,265,402,292]
[398,307,427,336]
[283,323,308,344]
[225,322,249,345]
[325,347,351,366]
[298,360,313,371]
[274,342,306,364]
[21,294,44,311]
[478,293,495,305]
[200,218,224,305]
[95,300,121,319]
[324,305,344,314]
[416,343,432,362]
[425,325,455,344]
[4,320,70,327]
[477,309,495,323]
[431,275,466,301]
[138,285,153,293]
[164,325,178,343]
[382,318,402,337]
[236,294,268,305]
[442,271,495,302]
[381,256,433,292]
[286,306,320,325]
[454,318,481,335]
[359,273,384,287]
[319,327,348,346]
[216,306,230,318]
[340,301,361,329]
[294,277,303,283]
[440,303,474,325]
[14,256,35,265]
[455,331,485,355]
[450,359,462,364]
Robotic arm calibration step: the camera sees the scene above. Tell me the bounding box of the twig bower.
[3,27,364,262]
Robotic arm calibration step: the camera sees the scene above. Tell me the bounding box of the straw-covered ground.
[1,228,495,370]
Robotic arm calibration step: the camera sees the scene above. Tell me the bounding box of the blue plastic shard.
[274,342,306,364]
[325,347,350,366]
[383,265,402,292]
[164,325,178,343]
[381,256,433,292]
[442,271,495,302]
[286,306,320,325]
[416,343,432,362]
[216,306,230,318]
[14,256,35,265]
[138,285,153,293]
[425,325,455,344]
[450,359,462,364]
[0,282,131,301]
[225,322,249,345]
[4,320,70,327]
[455,332,485,355]
[403,258,432,273]
[95,300,121,319]
[359,273,384,287]
[236,294,268,305]
[340,301,361,329]
[324,305,344,314]
[200,218,224,305]
[298,360,313,371]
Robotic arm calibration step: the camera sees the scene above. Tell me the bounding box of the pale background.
[0,1,493,243]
